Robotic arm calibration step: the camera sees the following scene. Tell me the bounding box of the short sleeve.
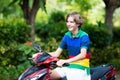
[81,35,90,49]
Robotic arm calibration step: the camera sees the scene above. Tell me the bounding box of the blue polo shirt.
[59,29,90,74]
[59,29,90,57]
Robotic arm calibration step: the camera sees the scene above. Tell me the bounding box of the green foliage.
[0,0,22,17]
[39,0,47,12]
[48,11,65,24]
[17,44,35,62]
[57,0,91,13]
[82,24,111,48]
[0,17,31,45]
[0,60,32,80]
[113,27,120,42]
[90,42,120,69]
[35,11,67,42]
[0,17,31,66]
[0,63,20,80]
[0,43,36,79]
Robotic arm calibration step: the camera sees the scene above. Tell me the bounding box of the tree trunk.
[103,0,120,44]
[19,0,40,42]
[104,6,115,43]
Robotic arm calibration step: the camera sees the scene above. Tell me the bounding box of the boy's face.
[66,16,79,32]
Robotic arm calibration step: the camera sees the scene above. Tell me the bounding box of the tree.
[103,0,120,43]
[9,0,46,42]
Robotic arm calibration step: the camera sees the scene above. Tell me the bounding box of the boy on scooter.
[33,12,91,80]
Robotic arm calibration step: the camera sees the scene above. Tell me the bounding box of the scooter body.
[18,66,49,80]
[18,52,57,80]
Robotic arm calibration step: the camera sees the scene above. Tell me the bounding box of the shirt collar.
[67,29,82,38]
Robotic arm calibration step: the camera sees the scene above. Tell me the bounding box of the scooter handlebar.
[50,61,70,67]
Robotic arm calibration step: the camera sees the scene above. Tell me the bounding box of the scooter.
[18,44,69,80]
[18,44,116,80]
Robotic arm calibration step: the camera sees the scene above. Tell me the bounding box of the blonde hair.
[66,12,84,28]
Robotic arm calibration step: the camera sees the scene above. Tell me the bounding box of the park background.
[0,0,120,80]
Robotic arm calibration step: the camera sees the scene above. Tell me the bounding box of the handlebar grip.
[62,63,70,66]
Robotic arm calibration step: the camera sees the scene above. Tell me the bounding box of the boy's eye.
[67,21,74,23]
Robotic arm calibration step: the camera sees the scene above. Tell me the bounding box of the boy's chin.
[68,29,73,31]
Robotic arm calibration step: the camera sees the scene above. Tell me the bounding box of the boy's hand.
[56,59,69,66]
[32,52,43,59]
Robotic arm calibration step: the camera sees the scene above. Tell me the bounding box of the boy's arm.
[49,47,63,57]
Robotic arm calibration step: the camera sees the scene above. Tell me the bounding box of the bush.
[0,17,31,45]
[0,17,31,65]
[113,27,120,42]
[35,21,67,42]
[82,24,111,48]
[90,42,120,70]
[0,17,34,79]
[48,11,65,24]
[0,60,32,80]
